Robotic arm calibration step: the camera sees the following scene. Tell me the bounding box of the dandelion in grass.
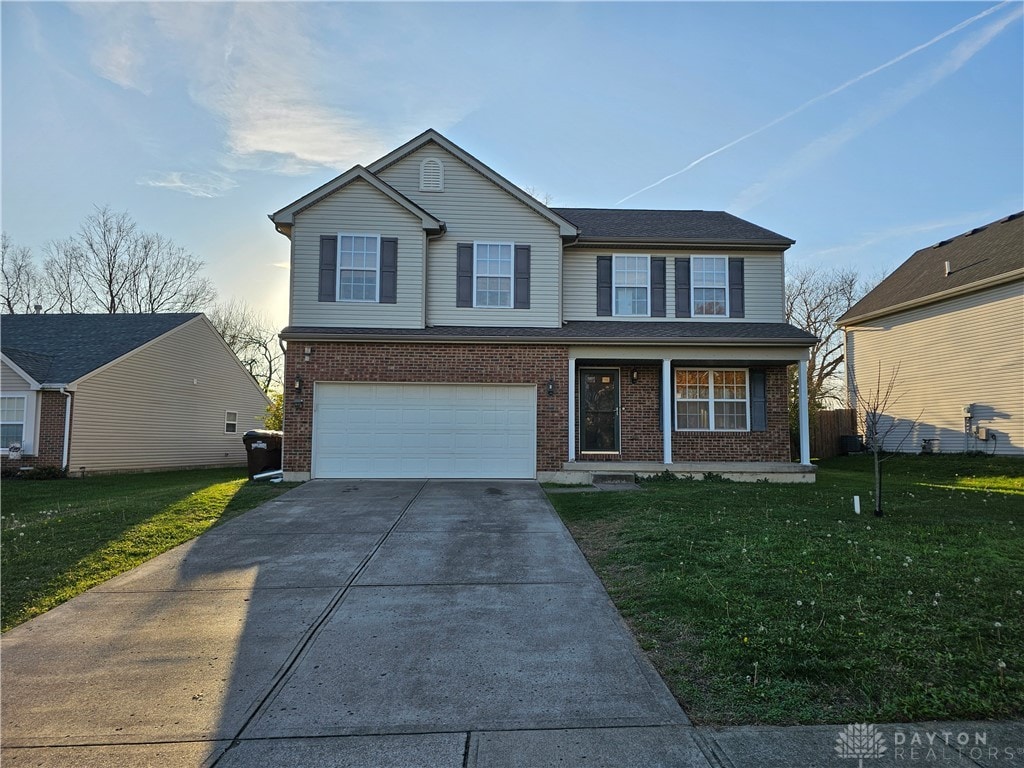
[796,600,803,606]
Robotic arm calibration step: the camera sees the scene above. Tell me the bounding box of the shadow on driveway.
[1,480,701,767]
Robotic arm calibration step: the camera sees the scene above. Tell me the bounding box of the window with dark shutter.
[651,257,666,317]
[596,255,612,316]
[514,244,531,309]
[729,257,745,318]
[380,238,398,304]
[749,369,767,431]
[318,235,338,302]
[456,243,474,308]
[674,257,690,318]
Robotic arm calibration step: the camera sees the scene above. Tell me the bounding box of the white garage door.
[313,383,537,479]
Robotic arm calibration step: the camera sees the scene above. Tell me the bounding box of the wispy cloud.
[72,4,152,94]
[138,171,238,199]
[803,207,1012,262]
[616,1,1014,206]
[731,5,1023,214]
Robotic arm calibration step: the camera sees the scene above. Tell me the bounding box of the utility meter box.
[976,427,989,441]
[962,404,974,418]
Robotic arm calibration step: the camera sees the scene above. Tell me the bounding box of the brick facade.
[284,342,570,474]
[287,344,794,476]
[0,390,69,472]
[575,364,792,463]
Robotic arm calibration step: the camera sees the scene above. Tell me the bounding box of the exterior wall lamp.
[546,378,555,397]
[294,374,304,391]
[631,368,639,384]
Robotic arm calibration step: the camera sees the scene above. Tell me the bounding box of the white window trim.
[674,367,750,432]
[336,232,381,303]
[225,410,238,434]
[612,253,651,318]
[691,255,730,318]
[472,241,515,309]
[1,391,37,455]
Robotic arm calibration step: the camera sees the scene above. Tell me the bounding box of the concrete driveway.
[1,480,710,767]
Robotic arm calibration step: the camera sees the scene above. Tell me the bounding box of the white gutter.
[60,388,72,472]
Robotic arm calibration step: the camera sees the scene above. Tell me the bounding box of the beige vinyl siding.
[68,317,271,473]
[846,280,1024,456]
[1,360,33,390]
[291,178,427,328]
[562,248,785,322]
[377,145,562,328]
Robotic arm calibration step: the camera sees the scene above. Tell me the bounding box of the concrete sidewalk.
[2,480,1020,767]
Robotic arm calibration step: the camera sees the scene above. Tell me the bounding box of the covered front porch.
[552,344,813,484]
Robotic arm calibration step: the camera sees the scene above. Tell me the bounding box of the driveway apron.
[2,480,707,767]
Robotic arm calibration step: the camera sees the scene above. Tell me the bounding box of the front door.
[580,369,620,453]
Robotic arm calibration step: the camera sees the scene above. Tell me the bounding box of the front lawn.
[1,468,298,631]
[549,454,1024,725]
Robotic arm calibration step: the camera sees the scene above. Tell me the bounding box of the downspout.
[60,388,72,473]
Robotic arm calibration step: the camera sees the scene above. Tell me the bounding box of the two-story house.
[270,130,817,482]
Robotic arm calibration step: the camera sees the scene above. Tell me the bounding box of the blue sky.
[3,1,1022,330]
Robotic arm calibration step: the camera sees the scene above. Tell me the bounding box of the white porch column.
[662,358,673,465]
[568,357,576,463]
[798,359,811,465]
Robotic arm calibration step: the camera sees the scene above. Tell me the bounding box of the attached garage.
[312,383,537,479]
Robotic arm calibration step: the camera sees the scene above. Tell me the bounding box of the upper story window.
[419,158,444,192]
[338,234,380,302]
[474,242,514,308]
[675,368,749,431]
[1,395,26,450]
[692,256,728,316]
[613,254,650,316]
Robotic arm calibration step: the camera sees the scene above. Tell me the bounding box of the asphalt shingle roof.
[551,208,794,245]
[838,212,1024,324]
[281,321,816,345]
[1,313,199,384]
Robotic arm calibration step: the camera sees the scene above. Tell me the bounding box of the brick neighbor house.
[270,130,817,482]
[1,313,271,475]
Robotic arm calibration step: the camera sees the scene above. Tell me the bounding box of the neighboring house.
[838,212,1024,457]
[0,313,272,475]
[270,129,817,482]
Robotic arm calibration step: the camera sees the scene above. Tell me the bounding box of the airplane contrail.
[615,1,1014,206]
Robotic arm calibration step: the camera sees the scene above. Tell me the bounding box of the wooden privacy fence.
[811,408,857,459]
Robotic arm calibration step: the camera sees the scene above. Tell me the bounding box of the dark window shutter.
[514,244,531,309]
[456,243,474,308]
[750,369,767,432]
[596,255,612,316]
[651,257,666,317]
[729,257,745,318]
[318,235,338,302]
[674,257,691,317]
[379,237,398,304]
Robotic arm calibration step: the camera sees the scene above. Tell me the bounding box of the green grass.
[1,468,298,631]
[549,454,1024,726]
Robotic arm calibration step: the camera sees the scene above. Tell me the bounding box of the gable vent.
[419,158,444,192]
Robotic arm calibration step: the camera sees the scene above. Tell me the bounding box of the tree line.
[1,206,282,392]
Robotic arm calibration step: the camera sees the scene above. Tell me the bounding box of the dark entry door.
[580,369,620,453]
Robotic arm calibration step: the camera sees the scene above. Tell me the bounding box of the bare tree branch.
[1,233,45,314]
[207,298,282,392]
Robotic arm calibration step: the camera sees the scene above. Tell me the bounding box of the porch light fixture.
[294,374,304,391]
[631,368,639,384]
[546,378,555,397]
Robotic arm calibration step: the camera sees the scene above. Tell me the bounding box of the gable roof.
[269,165,445,235]
[1,313,200,385]
[838,212,1024,325]
[366,129,579,238]
[553,208,794,247]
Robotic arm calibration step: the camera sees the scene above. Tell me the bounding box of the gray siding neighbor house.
[0,313,272,475]
[838,212,1024,456]
[271,129,818,483]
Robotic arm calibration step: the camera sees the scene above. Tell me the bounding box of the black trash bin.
[242,429,283,479]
